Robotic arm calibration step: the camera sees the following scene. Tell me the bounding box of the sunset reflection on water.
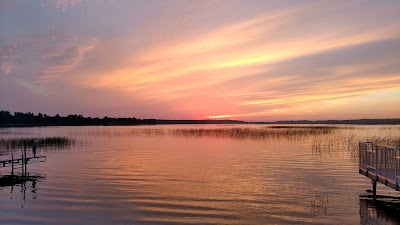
[0,125,399,224]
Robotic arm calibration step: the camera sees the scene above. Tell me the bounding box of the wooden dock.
[1,155,46,168]
[359,142,400,196]
[1,143,47,178]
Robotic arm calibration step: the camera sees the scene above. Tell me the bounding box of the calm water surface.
[1,125,399,224]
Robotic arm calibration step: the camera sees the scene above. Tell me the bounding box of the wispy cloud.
[42,0,83,11]
[0,43,20,76]
[85,4,400,90]
[36,38,97,83]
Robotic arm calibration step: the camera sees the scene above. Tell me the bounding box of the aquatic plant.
[310,193,329,216]
[309,129,400,158]
[171,127,339,140]
[0,137,75,155]
[85,125,400,157]
[88,126,342,140]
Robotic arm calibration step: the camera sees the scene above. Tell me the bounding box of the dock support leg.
[372,180,377,200]
[24,143,27,177]
[11,152,14,176]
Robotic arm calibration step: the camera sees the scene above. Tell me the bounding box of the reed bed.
[367,136,400,148]
[310,132,400,158]
[1,126,398,159]
[268,125,353,129]
[88,128,167,137]
[88,126,342,140]
[0,137,75,155]
[171,127,339,140]
[86,125,399,157]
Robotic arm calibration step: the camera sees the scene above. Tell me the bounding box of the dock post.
[24,143,27,175]
[11,150,14,176]
[22,140,27,177]
[375,145,378,173]
[396,147,399,191]
[21,147,24,175]
[384,147,387,178]
[372,180,377,200]
[360,142,364,169]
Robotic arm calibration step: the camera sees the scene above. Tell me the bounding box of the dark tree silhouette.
[0,110,399,127]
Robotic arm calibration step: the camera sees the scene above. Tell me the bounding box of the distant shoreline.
[1,110,399,127]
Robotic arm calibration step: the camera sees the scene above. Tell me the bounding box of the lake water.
[1,125,400,224]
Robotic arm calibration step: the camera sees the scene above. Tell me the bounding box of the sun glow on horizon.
[207,115,236,119]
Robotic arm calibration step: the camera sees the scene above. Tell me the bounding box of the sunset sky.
[1,0,400,121]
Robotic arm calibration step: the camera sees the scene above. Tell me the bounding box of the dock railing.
[359,142,400,191]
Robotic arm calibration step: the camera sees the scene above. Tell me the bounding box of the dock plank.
[1,156,46,167]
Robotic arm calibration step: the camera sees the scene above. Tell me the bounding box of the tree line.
[0,110,399,127]
[0,110,156,126]
[0,110,245,126]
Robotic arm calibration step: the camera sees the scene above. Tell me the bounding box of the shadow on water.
[0,172,46,207]
[359,194,400,225]
[0,173,46,188]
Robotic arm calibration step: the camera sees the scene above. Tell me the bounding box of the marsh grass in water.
[88,126,344,140]
[86,126,400,155]
[311,133,400,154]
[310,193,329,216]
[77,125,400,158]
[0,137,75,155]
[171,127,342,139]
